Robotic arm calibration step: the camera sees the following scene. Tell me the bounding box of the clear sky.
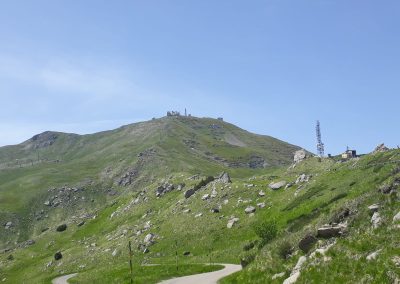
[0,1,399,154]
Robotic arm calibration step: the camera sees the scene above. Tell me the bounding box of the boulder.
[371,212,382,229]
[195,213,203,218]
[56,224,67,232]
[245,206,256,214]
[77,221,85,227]
[218,172,231,183]
[227,217,239,229]
[182,209,191,214]
[144,233,155,244]
[298,235,317,253]
[54,251,63,261]
[317,225,342,238]
[258,191,265,197]
[184,188,196,199]
[112,249,119,257]
[269,181,287,190]
[210,208,220,213]
[294,149,307,163]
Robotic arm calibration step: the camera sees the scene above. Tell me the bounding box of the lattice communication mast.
[316,120,325,157]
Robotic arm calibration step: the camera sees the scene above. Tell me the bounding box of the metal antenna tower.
[316,120,325,157]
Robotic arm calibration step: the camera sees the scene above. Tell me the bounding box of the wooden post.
[175,240,178,271]
[128,241,133,284]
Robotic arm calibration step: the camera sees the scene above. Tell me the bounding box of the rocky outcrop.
[373,143,389,153]
[294,149,307,163]
[218,172,231,183]
[155,183,175,197]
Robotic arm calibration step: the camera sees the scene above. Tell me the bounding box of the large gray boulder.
[218,172,231,183]
[245,206,256,214]
[317,225,342,238]
[371,212,382,229]
[269,181,287,190]
[298,235,317,253]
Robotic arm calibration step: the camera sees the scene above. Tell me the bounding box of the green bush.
[254,220,278,247]
[278,241,294,260]
[240,251,256,268]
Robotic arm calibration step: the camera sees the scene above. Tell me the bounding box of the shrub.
[240,251,256,268]
[254,220,278,247]
[243,240,258,251]
[194,176,214,190]
[278,241,294,259]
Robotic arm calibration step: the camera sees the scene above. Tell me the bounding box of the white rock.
[368,204,380,213]
[195,213,203,218]
[202,194,210,201]
[245,206,256,214]
[393,211,400,223]
[144,233,155,244]
[371,212,382,229]
[271,272,285,280]
[366,249,382,261]
[257,202,266,208]
[258,191,265,197]
[112,249,119,257]
[269,181,287,190]
[283,272,300,284]
[227,218,239,229]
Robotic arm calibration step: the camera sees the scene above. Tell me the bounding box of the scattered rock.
[56,224,67,232]
[299,235,317,253]
[195,213,203,218]
[309,242,335,259]
[371,212,382,229]
[258,190,265,197]
[211,208,220,213]
[269,181,287,190]
[272,272,285,280]
[245,206,256,214]
[393,212,400,223]
[182,209,191,214]
[283,256,307,284]
[366,249,382,261]
[143,248,150,254]
[368,204,380,213]
[202,194,210,201]
[77,221,85,227]
[144,233,155,245]
[257,202,266,208]
[54,251,63,260]
[4,222,12,229]
[155,183,175,197]
[296,174,311,184]
[227,217,239,229]
[112,249,119,257]
[44,200,51,206]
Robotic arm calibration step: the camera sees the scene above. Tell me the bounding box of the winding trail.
[51,263,241,284]
[52,273,78,284]
[158,264,242,284]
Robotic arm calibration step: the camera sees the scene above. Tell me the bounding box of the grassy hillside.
[1,116,397,283]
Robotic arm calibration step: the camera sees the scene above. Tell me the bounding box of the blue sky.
[0,1,399,154]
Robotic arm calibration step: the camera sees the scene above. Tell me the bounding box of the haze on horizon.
[1,0,399,154]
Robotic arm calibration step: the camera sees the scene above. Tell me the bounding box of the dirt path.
[158,264,242,284]
[52,273,78,284]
